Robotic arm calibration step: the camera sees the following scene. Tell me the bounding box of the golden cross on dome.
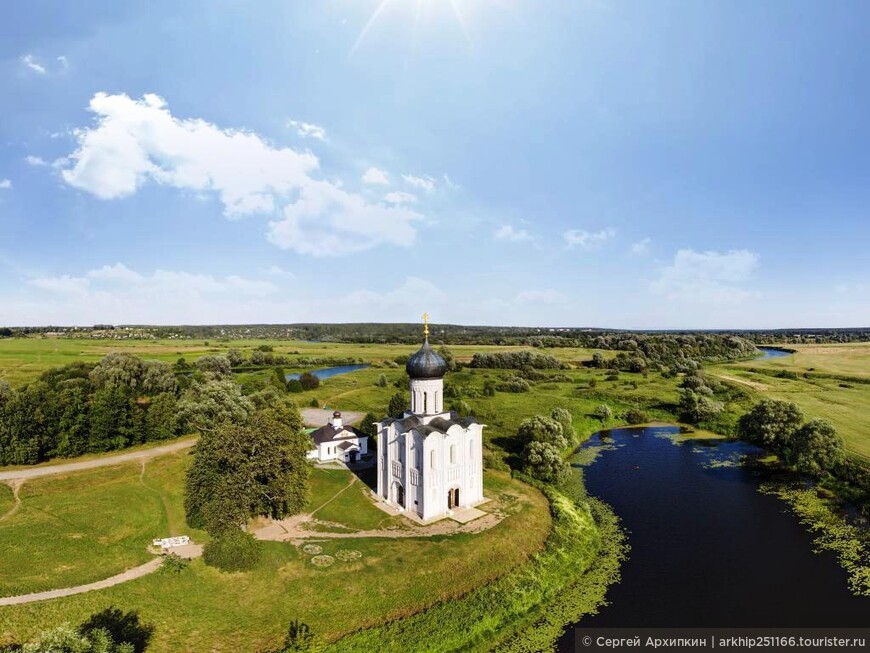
[422,312,430,338]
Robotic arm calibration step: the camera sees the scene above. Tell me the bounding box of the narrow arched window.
[430,449,435,469]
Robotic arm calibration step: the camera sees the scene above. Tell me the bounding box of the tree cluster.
[0,355,182,465]
[516,415,571,485]
[737,400,845,477]
[676,371,725,424]
[470,351,563,370]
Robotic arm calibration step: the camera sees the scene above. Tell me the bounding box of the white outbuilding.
[375,325,485,522]
[307,411,369,463]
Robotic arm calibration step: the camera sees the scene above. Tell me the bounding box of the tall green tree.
[387,392,406,418]
[786,418,844,476]
[184,409,310,535]
[145,392,179,441]
[522,441,570,486]
[517,415,566,450]
[88,386,132,452]
[737,399,804,450]
[178,379,253,433]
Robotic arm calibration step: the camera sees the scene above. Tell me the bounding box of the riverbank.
[328,487,627,653]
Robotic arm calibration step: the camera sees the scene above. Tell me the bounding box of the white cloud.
[29,274,90,295]
[361,167,389,185]
[261,265,296,279]
[402,173,435,192]
[651,248,760,303]
[287,119,326,141]
[268,180,421,256]
[0,179,11,189]
[342,277,447,309]
[57,55,69,70]
[384,191,417,204]
[29,264,277,300]
[21,54,46,74]
[25,155,48,167]
[630,238,651,255]
[515,289,566,304]
[59,93,422,256]
[563,228,616,250]
[86,262,144,283]
[494,225,532,242]
[61,93,317,214]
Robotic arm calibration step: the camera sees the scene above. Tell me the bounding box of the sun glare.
[349,0,477,57]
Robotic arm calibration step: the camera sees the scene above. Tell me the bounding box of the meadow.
[712,342,870,461]
[0,457,550,652]
[0,336,599,387]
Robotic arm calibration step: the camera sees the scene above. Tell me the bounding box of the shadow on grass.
[80,607,155,653]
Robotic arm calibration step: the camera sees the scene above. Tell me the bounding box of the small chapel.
[375,315,485,522]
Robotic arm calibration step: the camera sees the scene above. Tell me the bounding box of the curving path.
[0,439,196,483]
[0,558,163,606]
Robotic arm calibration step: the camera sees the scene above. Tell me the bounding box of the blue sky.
[1,0,868,328]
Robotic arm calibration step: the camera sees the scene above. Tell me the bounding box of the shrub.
[159,553,189,575]
[271,619,315,652]
[623,408,648,425]
[202,530,262,572]
[593,404,613,421]
[298,372,320,391]
[550,407,576,443]
[287,379,304,393]
[308,397,319,408]
[678,390,724,424]
[483,379,497,397]
[522,441,570,486]
[518,415,566,450]
[495,376,531,393]
[375,374,388,388]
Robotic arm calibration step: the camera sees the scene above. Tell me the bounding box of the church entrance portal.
[447,487,460,510]
[392,482,405,508]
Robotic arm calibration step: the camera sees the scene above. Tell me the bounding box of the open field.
[712,343,870,461]
[741,343,870,379]
[0,337,601,387]
[0,467,550,652]
[0,451,204,597]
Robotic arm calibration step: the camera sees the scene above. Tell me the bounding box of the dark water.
[557,426,867,646]
[285,364,370,381]
[757,347,793,359]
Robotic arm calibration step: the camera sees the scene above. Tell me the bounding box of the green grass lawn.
[0,470,549,653]
[0,452,204,596]
[0,483,14,517]
[743,343,870,379]
[308,469,403,532]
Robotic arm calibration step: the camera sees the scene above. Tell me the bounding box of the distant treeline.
[4,323,868,345]
[0,353,294,466]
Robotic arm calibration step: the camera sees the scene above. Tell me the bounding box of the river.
[757,347,793,359]
[557,425,867,647]
[285,364,370,381]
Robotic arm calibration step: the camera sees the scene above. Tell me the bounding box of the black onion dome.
[406,338,448,379]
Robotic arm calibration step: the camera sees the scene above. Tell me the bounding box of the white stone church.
[376,325,485,522]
